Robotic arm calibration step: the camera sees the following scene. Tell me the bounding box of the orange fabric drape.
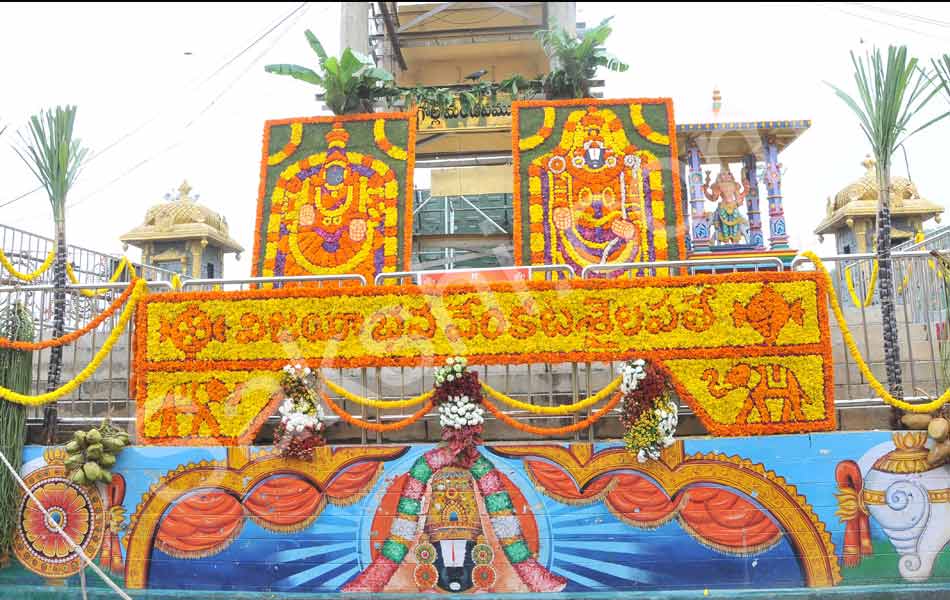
[99,475,126,573]
[835,460,873,567]
[244,476,325,533]
[605,475,679,527]
[525,460,614,504]
[678,486,782,554]
[325,462,382,505]
[155,492,245,559]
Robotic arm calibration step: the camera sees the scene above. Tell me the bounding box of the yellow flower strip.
[67,257,134,297]
[805,250,949,413]
[0,279,147,406]
[321,377,432,409]
[844,260,878,308]
[480,375,621,415]
[0,249,55,281]
[518,107,556,151]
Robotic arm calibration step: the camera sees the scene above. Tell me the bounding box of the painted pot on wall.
[861,432,950,582]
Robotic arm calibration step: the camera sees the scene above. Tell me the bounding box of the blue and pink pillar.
[686,141,710,252]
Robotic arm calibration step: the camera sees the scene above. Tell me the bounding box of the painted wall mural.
[8,432,950,593]
[512,98,686,277]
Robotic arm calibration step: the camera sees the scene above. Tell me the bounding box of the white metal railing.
[375,264,573,285]
[2,250,948,441]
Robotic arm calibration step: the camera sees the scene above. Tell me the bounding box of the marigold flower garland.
[273,362,326,460]
[0,278,136,350]
[481,376,620,415]
[320,389,434,432]
[0,279,147,405]
[66,258,136,298]
[321,378,432,409]
[805,250,949,413]
[619,359,677,462]
[482,389,623,436]
[0,249,55,281]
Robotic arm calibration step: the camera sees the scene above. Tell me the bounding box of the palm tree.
[829,47,948,423]
[14,106,89,443]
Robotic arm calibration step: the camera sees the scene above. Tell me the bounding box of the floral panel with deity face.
[252,113,416,284]
[512,99,686,278]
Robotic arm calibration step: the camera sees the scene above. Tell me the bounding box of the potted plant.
[535,17,629,100]
[265,31,400,115]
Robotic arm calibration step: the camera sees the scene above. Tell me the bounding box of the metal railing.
[3,248,949,442]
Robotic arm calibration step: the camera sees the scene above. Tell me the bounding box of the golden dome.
[832,156,922,211]
[143,182,231,236]
[120,181,243,254]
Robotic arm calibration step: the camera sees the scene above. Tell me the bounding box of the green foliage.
[535,17,629,99]
[265,30,400,115]
[0,304,34,562]
[13,106,88,223]
[828,46,947,174]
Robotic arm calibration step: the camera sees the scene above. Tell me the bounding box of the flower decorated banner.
[252,113,416,284]
[135,271,834,444]
[512,98,686,277]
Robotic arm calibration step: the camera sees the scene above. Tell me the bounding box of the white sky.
[2,2,950,277]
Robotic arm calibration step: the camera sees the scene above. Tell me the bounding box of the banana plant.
[265,31,398,115]
[536,17,629,99]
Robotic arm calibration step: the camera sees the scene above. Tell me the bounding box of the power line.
[815,2,950,41]
[65,2,317,211]
[0,2,310,210]
[846,2,950,29]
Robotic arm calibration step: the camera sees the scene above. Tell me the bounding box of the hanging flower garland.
[432,357,484,467]
[272,362,327,460]
[619,359,678,463]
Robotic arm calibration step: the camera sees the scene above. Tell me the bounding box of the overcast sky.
[2,2,950,277]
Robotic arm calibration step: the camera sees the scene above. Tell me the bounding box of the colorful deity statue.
[704,164,750,245]
[262,121,400,283]
[527,106,670,276]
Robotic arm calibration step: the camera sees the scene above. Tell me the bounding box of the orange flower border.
[0,279,136,350]
[251,111,417,277]
[511,97,687,265]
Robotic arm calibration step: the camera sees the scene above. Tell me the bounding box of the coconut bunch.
[64,420,130,486]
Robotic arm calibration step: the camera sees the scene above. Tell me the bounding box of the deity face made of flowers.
[703,164,750,245]
[263,121,400,282]
[528,107,660,276]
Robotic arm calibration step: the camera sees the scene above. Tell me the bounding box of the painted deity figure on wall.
[526,107,668,276]
[704,164,750,245]
[259,118,409,283]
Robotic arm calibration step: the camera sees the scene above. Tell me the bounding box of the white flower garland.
[277,362,326,435]
[434,356,467,386]
[438,394,485,429]
[620,359,647,394]
[636,399,678,463]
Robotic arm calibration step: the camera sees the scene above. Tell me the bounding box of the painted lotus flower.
[22,480,92,559]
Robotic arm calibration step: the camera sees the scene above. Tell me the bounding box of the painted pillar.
[742,153,764,249]
[762,135,789,249]
[686,141,710,252]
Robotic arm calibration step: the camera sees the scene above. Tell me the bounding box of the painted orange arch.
[490,443,842,588]
[123,446,407,589]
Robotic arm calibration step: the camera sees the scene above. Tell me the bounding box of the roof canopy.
[675,120,812,163]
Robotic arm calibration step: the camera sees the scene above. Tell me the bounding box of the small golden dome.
[832,155,922,211]
[143,181,231,237]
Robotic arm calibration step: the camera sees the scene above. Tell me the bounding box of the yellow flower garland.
[0,249,55,281]
[844,260,879,308]
[480,376,621,415]
[805,250,949,413]
[67,257,136,297]
[321,377,432,409]
[0,279,147,406]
